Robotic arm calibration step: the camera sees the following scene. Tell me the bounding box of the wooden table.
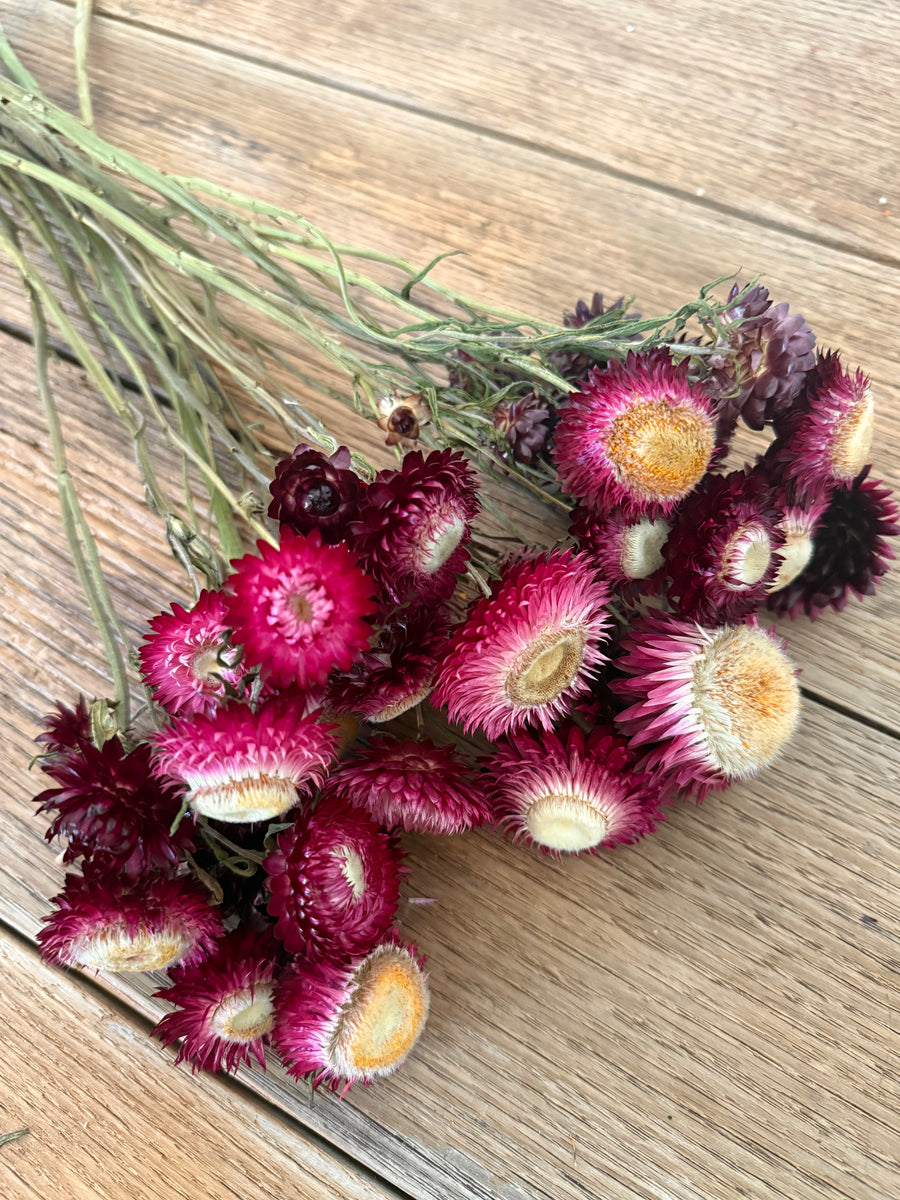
[1,3,898,1197]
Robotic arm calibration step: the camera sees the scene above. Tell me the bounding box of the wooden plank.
[67,0,900,265]
[0,931,393,1200]
[2,334,899,1199]
[1,3,899,730]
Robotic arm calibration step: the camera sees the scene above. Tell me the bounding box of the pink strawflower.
[328,736,489,835]
[38,871,222,973]
[263,794,403,960]
[139,589,247,717]
[485,724,664,855]
[431,549,612,739]
[552,351,716,518]
[350,448,480,605]
[326,607,451,722]
[225,529,377,688]
[152,695,338,823]
[771,351,875,492]
[664,470,783,623]
[272,937,429,1094]
[570,504,670,599]
[611,613,801,799]
[34,724,193,879]
[153,929,279,1074]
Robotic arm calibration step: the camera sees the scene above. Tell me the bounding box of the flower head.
[268,444,364,544]
[326,607,451,722]
[612,614,801,799]
[552,351,716,518]
[492,393,552,465]
[272,938,429,1093]
[707,283,816,430]
[570,505,669,599]
[225,529,377,688]
[153,928,279,1074]
[770,351,875,493]
[152,695,337,823]
[263,794,403,960]
[767,467,899,619]
[328,737,489,835]
[38,871,222,972]
[432,549,612,739]
[350,448,480,606]
[376,392,432,448]
[485,724,664,855]
[34,726,194,879]
[139,589,247,718]
[664,470,782,623]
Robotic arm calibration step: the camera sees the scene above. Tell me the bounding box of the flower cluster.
[30,282,896,1100]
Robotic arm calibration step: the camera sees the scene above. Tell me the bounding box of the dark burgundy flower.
[268,444,364,543]
[492,393,552,465]
[767,466,899,618]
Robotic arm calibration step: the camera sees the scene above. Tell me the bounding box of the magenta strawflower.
[263,794,403,960]
[272,937,429,1093]
[432,549,612,739]
[552,351,716,518]
[767,467,899,619]
[38,871,222,972]
[770,351,875,493]
[485,724,664,855]
[326,607,451,722]
[350,448,480,605]
[664,470,783,623]
[139,589,247,717]
[225,529,377,688]
[612,614,801,799]
[152,695,337,823]
[153,929,279,1074]
[34,726,193,879]
[328,737,489,835]
[570,504,669,599]
[268,444,364,543]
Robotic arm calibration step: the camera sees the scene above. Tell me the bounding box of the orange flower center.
[607,399,714,504]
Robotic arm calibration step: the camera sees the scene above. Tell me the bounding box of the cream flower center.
[525,791,609,852]
[211,984,276,1042]
[334,845,366,902]
[192,644,225,686]
[831,386,874,479]
[369,682,433,722]
[690,626,800,778]
[415,512,466,574]
[620,517,670,579]
[76,925,191,973]
[328,947,429,1079]
[505,627,587,708]
[769,528,814,591]
[607,399,714,503]
[190,772,299,823]
[721,525,772,588]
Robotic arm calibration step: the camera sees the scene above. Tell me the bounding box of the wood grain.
[1,329,898,1200]
[0,2,899,730]
[66,0,900,264]
[0,931,393,1200]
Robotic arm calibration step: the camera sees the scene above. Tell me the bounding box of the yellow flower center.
[691,626,800,778]
[607,399,714,504]
[328,946,429,1079]
[505,627,587,708]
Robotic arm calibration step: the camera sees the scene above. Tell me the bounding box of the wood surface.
[0,930,392,1200]
[0,2,898,1198]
